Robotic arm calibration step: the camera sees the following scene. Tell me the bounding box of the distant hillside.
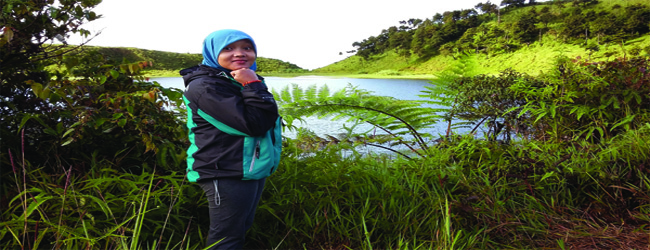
[314,0,650,76]
[74,46,305,74]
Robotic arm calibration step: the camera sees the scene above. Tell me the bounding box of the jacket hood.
[201,29,258,72]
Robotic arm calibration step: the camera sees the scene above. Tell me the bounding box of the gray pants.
[198,178,266,250]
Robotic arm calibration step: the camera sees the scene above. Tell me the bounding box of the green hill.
[314,0,650,77]
[70,45,306,76]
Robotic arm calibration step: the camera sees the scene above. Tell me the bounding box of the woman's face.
[218,39,256,71]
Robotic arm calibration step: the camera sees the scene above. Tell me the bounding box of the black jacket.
[181,65,282,182]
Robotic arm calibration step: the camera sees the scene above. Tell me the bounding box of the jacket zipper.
[248,140,261,173]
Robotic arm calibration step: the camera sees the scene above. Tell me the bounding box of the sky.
[69,0,492,70]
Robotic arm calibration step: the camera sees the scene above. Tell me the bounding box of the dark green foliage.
[561,8,589,41]
[5,47,188,175]
[623,4,650,35]
[513,56,650,142]
[590,10,621,44]
[452,70,544,141]
[1,0,198,248]
[512,7,539,43]
[573,0,599,7]
[61,46,305,73]
[501,0,527,9]
[256,57,305,73]
[348,0,649,65]
[1,0,101,165]
[476,1,499,15]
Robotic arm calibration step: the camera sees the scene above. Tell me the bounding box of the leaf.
[61,138,74,146]
[62,128,75,138]
[49,92,61,102]
[595,127,605,138]
[31,82,44,97]
[610,115,636,131]
[549,103,556,118]
[3,27,14,42]
[24,194,53,218]
[540,171,555,182]
[40,88,51,99]
[534,111,547,123]
[109,70,119,79]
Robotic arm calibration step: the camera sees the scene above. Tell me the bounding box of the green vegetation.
[2,0,649,249]
[54,45,307,77]
[315,0,650,77]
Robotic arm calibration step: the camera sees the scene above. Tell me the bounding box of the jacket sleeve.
[188,78,279,137]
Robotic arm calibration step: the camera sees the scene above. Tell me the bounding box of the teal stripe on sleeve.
[197,109,250,137]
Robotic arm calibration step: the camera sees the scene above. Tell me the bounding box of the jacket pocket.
[248,140,261,173]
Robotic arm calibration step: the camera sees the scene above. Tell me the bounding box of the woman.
[180,29,282,249]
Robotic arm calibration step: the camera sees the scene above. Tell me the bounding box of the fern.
[276,83,442,158]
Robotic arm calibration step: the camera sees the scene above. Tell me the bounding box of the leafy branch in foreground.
[274,83,444,158]
[418,51,480,138]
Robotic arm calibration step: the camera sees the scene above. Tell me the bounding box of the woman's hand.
[230,68,259,85]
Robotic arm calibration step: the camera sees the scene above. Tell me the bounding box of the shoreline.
[145,70,437,80]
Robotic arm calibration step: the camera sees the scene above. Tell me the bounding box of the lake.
[152,76,456,139]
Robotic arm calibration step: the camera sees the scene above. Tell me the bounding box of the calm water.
[152,76,453,138]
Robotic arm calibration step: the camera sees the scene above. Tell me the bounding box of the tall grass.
[242,125,650,249]
[1,131,209,249]
[3,112,649,249]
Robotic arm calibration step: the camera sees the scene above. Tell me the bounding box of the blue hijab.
[202,29,258,72]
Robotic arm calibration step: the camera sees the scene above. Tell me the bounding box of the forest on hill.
[315,0,650,76]
[56,45,306,76]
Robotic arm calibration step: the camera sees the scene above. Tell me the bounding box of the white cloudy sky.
[70,0,492,70]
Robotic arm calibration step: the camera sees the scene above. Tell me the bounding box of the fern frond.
[278,84,441,156]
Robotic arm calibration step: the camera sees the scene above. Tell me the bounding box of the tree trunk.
[497,7,501,25]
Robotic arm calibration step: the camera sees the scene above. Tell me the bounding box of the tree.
[590,11,619,44]
[475,1,499,15]
[513,8,539,43]
[0,0,187,173]
[442,10,462,23]
[1,0,102,164]
[572,0,598,7]
[500,0,526,9]
[399,18,422,30]
[461,9,478,19]
[411,19,438,56]
[623,4,650,35]
[560,9,587,40]
[538,6,554,29]
[1,0,101,84]
[433,13,444,24]
[353,36,380,59]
